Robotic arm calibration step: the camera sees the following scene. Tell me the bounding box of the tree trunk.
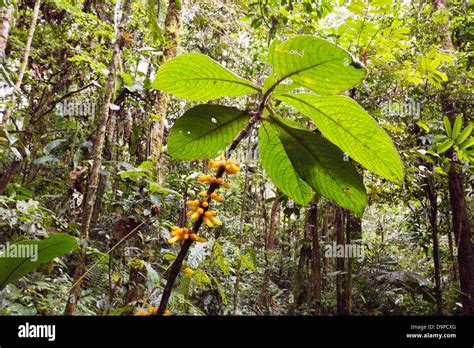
[424,179,443,315]
[440,93,473,315]
[346,213,361,315]
[288,244,310,315]
[447,223,458,282]
[2,0,41,125]
[335,206,347,315]
[257,192,280,310]
[321,208,329,289]
[447,156,473,314]
[149,0,182,182]
[232,138,251,315]
[309,197,321,314]
[64,0,132,315]
[0,4,14,60]
[432,0,474,317]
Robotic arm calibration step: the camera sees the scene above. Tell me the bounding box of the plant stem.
[156,110,261,315]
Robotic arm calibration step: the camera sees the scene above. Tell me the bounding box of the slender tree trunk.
[309,197,321,314]
[432,0,474,316]
[447,223,458,281]
[2,0,41,125]
[257,192,280,310]
[0,0,41,193]
[288,244,310,315]
[64,0,132,315]
[149,0,182,182]
[447,155,473,314]
[335,206,347,315]
[0,4,14,60]
[424,179,443,315]
[346,213,361,315]
[441,93,473,315]
[232,138,251,315]
[321,209,329,289]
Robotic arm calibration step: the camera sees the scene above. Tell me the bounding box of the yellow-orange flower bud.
[187,207,197,216]
[135,310,148,316]
[197,175,211,183]
[204,217,214,227]
[211,177,223,184]
[210,216,223,225]
[147,307,158,314]
[182,267,194,275]
[168,236,179,244]
[205,210,216,217]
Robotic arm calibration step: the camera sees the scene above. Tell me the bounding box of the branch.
[155,111,261,315]
[36,83,95,119]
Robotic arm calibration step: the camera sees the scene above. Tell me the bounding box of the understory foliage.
[0,0,472,316]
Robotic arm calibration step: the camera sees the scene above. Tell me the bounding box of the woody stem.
[156,110,262,315]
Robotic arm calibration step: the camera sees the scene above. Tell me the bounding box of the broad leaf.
[443,116,452,137]
[266,36,366,95]
[273,118,367,215]
[167,105,248,160]
[259,121,313,205]
[0,234,78,289]
[452,116,462,140]
[456,123,472,144]
[151,53,261,100]
[278,94,404,183]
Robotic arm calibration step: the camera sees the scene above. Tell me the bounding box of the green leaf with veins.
[271,117,366,215]
[259,120,313,205]
[265,36,366,95]
[167,105,248,160]
[278,94,404,183]
[151,53,261,100]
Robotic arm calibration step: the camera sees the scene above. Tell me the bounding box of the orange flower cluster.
[134,307,170,316]
[167,156,240,245]
[168,226,206,244]
[209,155,241,175]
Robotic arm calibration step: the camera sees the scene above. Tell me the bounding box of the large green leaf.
[259,121,313,205]
[151,53,261,100]
[272,118,367,215]
[0,234,78,289]
[266,36,366,95]
[278,94,404,183]
[167,104,248,160]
